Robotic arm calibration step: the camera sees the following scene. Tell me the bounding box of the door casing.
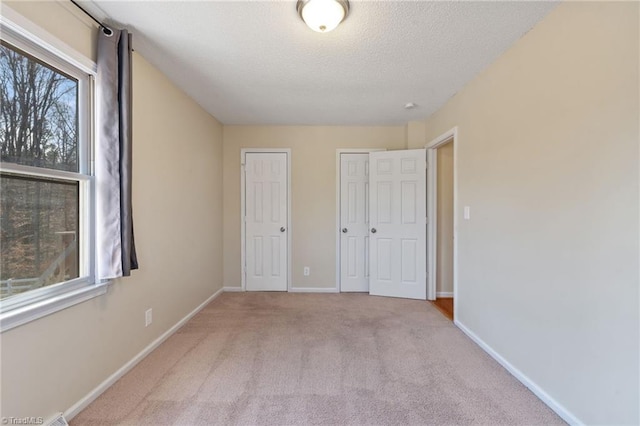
[241,148,292,292]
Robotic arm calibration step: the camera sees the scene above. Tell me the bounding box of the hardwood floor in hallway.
[431,297,454,321]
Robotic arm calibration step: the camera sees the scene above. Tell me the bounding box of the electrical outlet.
[145,308,152,327]
[303,267,310,276]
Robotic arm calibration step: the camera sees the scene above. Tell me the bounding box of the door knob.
[280,227,286,232]
[342,228,348,233]
[371,228,377,233]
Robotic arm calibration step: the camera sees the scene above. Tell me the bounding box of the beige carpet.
[73,293,563,425]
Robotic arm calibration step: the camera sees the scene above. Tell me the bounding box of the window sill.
[0,282,110,332]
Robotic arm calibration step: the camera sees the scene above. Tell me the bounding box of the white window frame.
[0,9,108,332]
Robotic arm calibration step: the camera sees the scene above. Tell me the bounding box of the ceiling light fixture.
[297,0,349,33]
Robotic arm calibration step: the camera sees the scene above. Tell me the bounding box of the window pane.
[0,174,79,300]
[0,41,78,172]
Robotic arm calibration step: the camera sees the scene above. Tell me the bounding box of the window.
[0,15,102,330]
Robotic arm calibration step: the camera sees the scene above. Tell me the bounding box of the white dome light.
[297,0,349,33]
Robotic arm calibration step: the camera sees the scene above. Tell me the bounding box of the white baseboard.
[223,286,244,292]
[224,286,338,293]
[436,291,453,298]
[454,320,583,426]
[289,287,339,293]
[65,287,224,420]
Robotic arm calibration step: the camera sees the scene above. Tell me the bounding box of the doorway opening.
[426,128,457,321]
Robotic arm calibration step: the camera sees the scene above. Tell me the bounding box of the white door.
[369,149,427,300]
[340,153,370,292]
[245,152,288,291]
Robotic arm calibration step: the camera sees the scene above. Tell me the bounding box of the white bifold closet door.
[369,149,427,300]
[245,153,288,291]
[340,153,370,292]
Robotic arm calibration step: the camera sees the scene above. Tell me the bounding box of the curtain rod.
[70,0,113,36]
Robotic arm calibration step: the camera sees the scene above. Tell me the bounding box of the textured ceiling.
[83,1,557,125]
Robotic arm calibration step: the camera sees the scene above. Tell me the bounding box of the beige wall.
[4,0,97,60]
[409,2,639,424]
[223,126,406,289]
[406,121,426,147]
[436,143,454,295]
[0,2,224,420]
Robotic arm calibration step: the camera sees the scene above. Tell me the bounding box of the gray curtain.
[96,27,138,280]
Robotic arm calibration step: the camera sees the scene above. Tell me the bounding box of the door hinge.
[426,217,429,224]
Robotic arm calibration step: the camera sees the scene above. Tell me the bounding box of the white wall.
[410,2,639,424]
[0,2,224,420]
